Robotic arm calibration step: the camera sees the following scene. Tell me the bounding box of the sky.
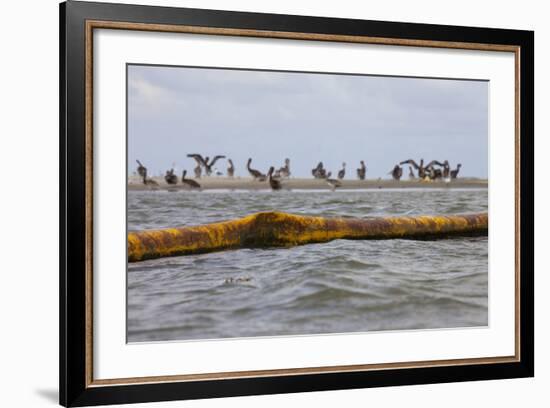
[127,64,488,179]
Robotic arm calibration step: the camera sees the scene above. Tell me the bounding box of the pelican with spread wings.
[187,154,226,176]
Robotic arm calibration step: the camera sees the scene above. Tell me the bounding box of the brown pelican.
[312,162,321,178]
[408,166,415,180]
[135,162,158,187]
[193,162,202,178]
[442,160,451,179]
[326,172,342,191]
[247,158,267,181]
[390,165,403,181]
[356,161,366,180]
[278,158,291,178]
[267,167,282,190]
[451,163,462,179]
[338,162,346,180]
[312,162,327,179]
[136,160,147,180]
[188,154,207,178]
[187,154,226,176]
[227,159,235,178]
[136,160,154,186]
[164,169,178,185]
[181,170,201,189]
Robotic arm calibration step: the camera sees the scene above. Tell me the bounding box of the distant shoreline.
[128,176,488,191]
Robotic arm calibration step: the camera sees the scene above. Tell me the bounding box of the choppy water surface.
[127,189,488,342]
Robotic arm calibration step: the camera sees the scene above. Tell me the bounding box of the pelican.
[390,165,403,181]
[311,162,323,178]
[356,160,366,180]
[408,166,415,180]
[338,162,346,180]
[312,162,326,179]
[188,154,207,178]
[312,162,321,178]
[136,160,151,185]
[136,160,147,180]
[181,170,201,189]
[247,158,267,181]
[187,154,226,176]
[442,160,451,179]
[164,169,178,185]
[278,158,291,178]
[267,167,282,190]
[193,162,202,178]
[326,172,342,191]
[451,163,462,179]
[227,159,235,178]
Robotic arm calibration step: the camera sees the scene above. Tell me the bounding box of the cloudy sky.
[127,64,488,178]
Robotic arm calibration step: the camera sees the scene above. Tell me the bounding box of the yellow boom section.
[128,212,488,262]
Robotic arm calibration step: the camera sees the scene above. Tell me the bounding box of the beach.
[128,175,488,191]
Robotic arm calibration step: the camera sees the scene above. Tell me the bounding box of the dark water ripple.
[127,189,488,342]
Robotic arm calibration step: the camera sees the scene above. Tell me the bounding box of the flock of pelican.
[135,155,462,191]
[395,159,462,182]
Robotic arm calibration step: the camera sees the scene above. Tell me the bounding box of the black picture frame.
[60,1,534,406]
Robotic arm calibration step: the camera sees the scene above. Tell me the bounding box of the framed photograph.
[60,1,534,406]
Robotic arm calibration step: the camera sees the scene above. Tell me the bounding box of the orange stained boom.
[127,211,488,262]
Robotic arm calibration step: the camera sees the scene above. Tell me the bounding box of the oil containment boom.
[127,212,488,262]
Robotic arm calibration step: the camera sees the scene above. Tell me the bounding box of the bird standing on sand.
[451,163,462,179]
[136,160,147,180]
[312,162,327,179]
[181,170,201,189]
[312,163,320,178]
[357,160,366,180]
[193,162,202,178]
[278,158,291,178]
[267,166,282,190]
[136,161,159,186]
[326,171,342,191]
[441,160,451,179]
[408,166,415,180]
[227,159,235,178]
[338,162,346,180]
[247,158,267,181]
[188,154,207,177]
[390,165,403,181]
[165,169,178,185]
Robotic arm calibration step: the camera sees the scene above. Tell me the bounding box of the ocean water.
[127,189,488,342]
